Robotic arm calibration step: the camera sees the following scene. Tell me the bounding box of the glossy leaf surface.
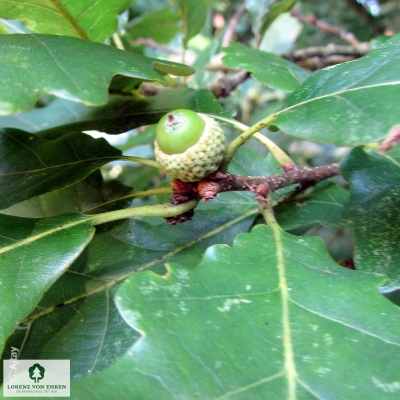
[0,129,121,209]
[69,226,400,399]
[1,197,258,379]
[273,34,400,145]
[126,6,180,44]
[171,0,217,46]
[0,147,264,379]
[341,147,400,291]
[4,170,132,218]
[275,180,350,229]
[0,213,94,353]
[223,42,310,92]
[260,0,298,38]
[0,34,194,115]
[0,88,230,134]
[0,0,130,42]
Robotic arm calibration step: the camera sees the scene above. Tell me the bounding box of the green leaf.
[3,171,132,218]
[122,125,156,148]
[1,194,258,378]
[113,164,159,192]
[69,225,400,398]
[223,42,310,92]
[0,98,91,133]
[0,143,269,379]
[275,180,350,229]
[126,6,180,44]
[246,0,271,39]
[259,0,298,39]
[0,213,94,353]
[2,282,136,380]
[0,88,230,134]
[0,0,130,42]
[0,18,29,34]
[228,145,283,176]
[171,0,217,46]
[341,147,400,291]
[272,34,400,146]
[0,34,194,116]
[247,0,298,43]
[0,129,121,209]
[259,12,302,55]
[0,22,8,34]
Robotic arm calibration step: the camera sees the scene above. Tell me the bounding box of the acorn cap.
[154,110,226,182]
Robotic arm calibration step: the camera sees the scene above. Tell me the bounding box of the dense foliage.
[1,1,400,399]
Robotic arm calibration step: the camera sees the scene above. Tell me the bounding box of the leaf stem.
[83,187,172,213]
[215,117,292,166]
[258,199,277,226]
[132,186,172,197]
[118,156,160,168]
[88,200,198,226]
[253,132,293,165]
[112,33,125,50]
[216,114,279,171]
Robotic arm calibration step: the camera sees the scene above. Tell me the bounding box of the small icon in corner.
[28,363,45,383]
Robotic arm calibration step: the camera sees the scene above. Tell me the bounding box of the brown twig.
[167,164,340,223]
[378,126,400,153]
[208,70,251,98]
[206,63,239,73]
[222,1,248,48]
[167,164,339,223]
[283,43,371,70]
[132,38,180,55]
[206,2,250,98]
[291,8,360,46]
[211,163,340,194]
[139,82,170,97]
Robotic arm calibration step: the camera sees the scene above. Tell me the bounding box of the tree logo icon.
[28,363,45,383]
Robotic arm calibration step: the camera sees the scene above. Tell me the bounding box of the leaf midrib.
[49,0,90,40]
[0,156,119,176]
[0,216,90,255]
[273,224,297,399]
[277,81,400,117]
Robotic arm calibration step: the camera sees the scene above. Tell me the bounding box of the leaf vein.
[279,82,400,116]
[89,288,110,374]
[291,298,400,347]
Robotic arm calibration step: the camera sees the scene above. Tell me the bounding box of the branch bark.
[212,163,340,194]
[167,164,340,223]
[283,43,371,70]
[208,70,250,98]
[291,8,360,45]
[171,163,340,202]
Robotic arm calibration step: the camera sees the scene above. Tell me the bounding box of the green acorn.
[154,109,226,182]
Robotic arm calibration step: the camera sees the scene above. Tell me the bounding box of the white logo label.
[3,360,70,397]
